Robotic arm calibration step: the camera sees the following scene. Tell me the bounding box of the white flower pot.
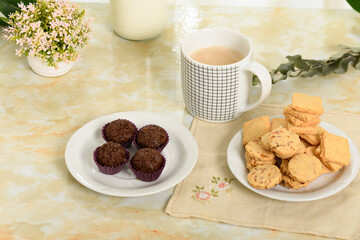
[27,56,74,77]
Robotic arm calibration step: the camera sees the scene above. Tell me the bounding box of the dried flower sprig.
[253,45,360,85]
[2,0,94,68]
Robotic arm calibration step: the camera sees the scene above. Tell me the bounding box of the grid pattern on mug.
[181,53,239,122]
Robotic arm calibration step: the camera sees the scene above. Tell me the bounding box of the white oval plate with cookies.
[65,111,198,197]
[227,119,360,202]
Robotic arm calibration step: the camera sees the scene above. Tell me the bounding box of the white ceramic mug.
[181,28,272,122]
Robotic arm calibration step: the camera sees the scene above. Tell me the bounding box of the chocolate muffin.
[102,119,137,148]
[129,148,166,182]
[93,141,130,175]
[134,124,169,152]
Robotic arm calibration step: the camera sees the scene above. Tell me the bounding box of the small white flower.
[15,49,22,56]
[18,2,26,11]
[28,3,36,12]
[16,39,25,46]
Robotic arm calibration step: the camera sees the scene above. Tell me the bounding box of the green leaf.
[277,62,294,75]
[0,15,8,25]
[330,52,346,60]
[338,44,351,50]
[333,56,354,74]
[346,0,360,13]
[252,76,260,86]
[305,59,327,67]
[355,62,360,70]
[322,64,338,76]
[273,74,288,84]
[3,0,36,6]
[270,69,276,84]
[350,47,360,52]
[336,44,360,53]
[351,56,359,68]
[0,0,37,23]
[288,69,303,78]
[0,0,18,17]
[299,68,320,77]
[287,55,309,70]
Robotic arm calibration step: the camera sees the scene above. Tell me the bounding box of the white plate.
[227,118,360,202]
[65,111,198,197]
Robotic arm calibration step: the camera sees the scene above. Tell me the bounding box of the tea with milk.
[190,46,244,65]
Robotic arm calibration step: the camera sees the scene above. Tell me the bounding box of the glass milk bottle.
[110,0,168,41]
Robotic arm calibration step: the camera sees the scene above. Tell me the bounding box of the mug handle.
[239,61,272,112]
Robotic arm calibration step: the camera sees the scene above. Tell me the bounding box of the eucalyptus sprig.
[253,45,360,85]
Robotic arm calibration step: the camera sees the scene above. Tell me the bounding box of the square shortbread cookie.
[291,93,324,115]
[299,126,326,146]
[284,105,320,122]
[242,115,271,145]
[285,113,321,127]
[271,118,287,130]
[320,131,351,166]
[286,120,318,135]
[314,145,343,172]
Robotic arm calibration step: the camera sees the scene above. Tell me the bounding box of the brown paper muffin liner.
[133,124,169,152]
[93,147,130,175]
[129,155,166,182]
[102,119,138,148]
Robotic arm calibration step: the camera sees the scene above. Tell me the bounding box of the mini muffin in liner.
[93,145,130,175]
[102,119,138,148]
[133,124,169,152]
[129,153,166,182]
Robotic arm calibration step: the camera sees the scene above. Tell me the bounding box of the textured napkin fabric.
[166,104,360,240]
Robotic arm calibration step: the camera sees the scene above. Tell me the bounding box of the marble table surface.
[1,2,360,239]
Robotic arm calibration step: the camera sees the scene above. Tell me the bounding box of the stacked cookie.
[279,154,323,189]
[285,93,350,173]
[313,131,350,172]
[242,92,351,190]
[284,92,323,138]
[261,125,314,189]
[242,116,273,172]
[245,139,276,171]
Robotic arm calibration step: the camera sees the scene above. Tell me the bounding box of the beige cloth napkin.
[166,104,360,240]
